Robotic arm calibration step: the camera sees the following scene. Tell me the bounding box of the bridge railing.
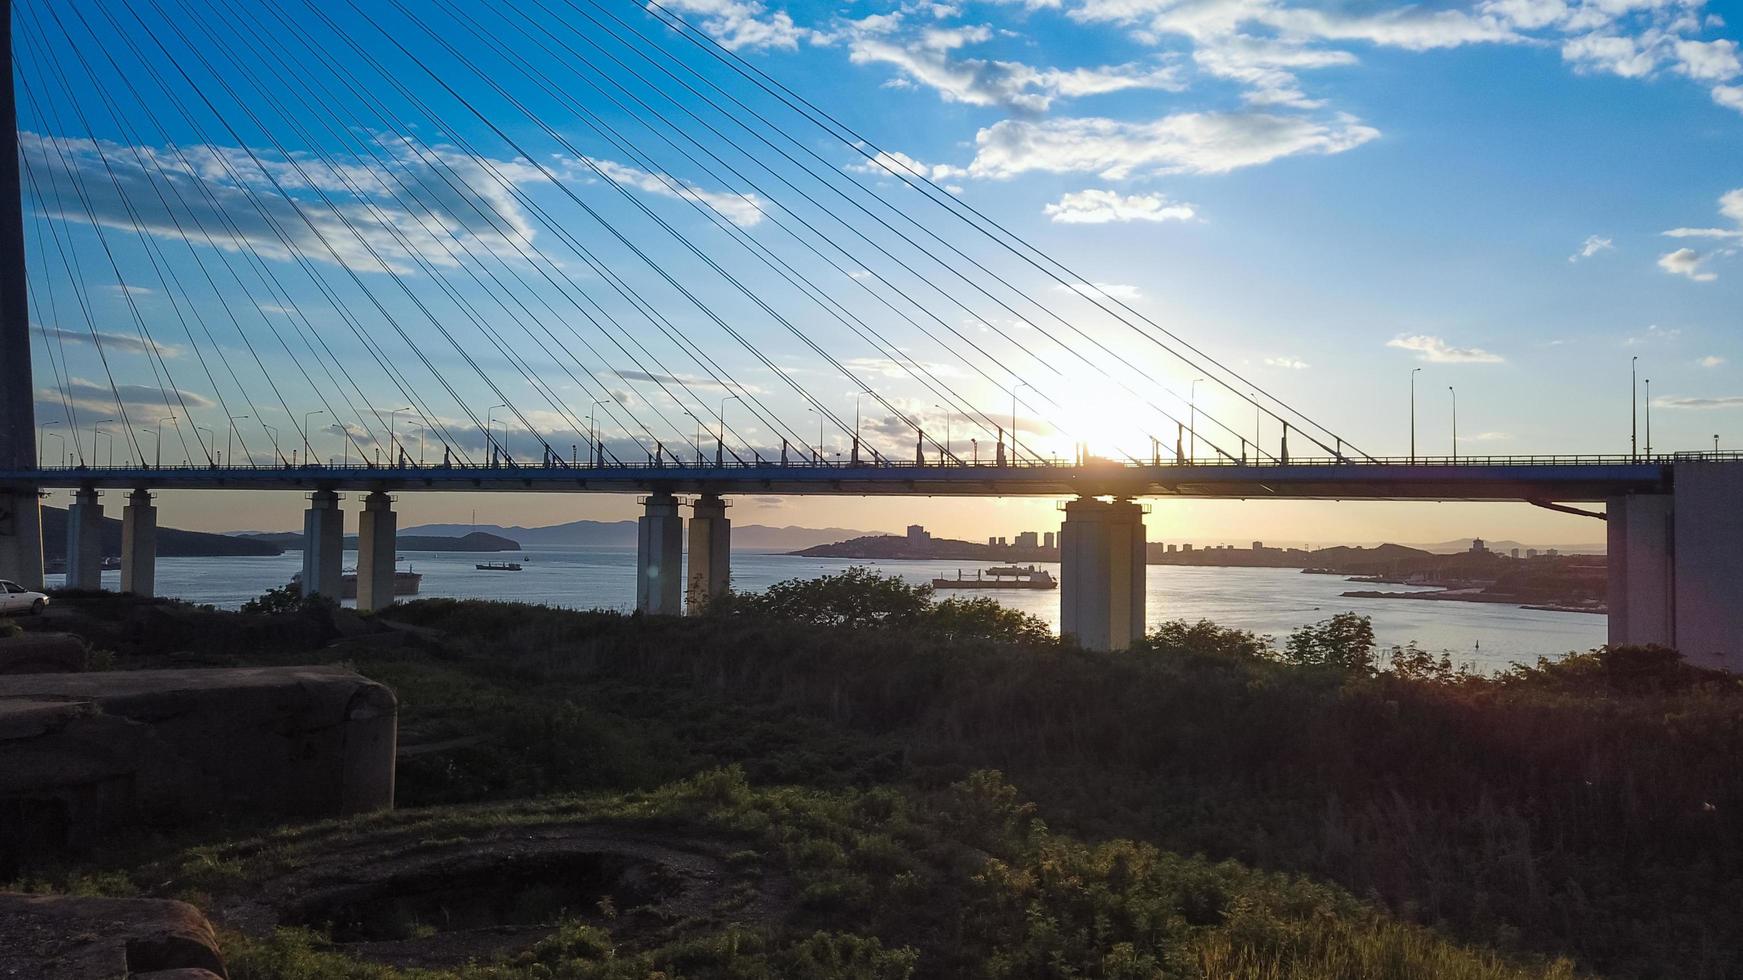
[21,450,1738,476]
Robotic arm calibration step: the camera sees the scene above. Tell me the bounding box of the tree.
[1281,613,1377,673]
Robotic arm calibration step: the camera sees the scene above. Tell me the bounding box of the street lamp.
[589,399,611,466]
[1644,379,1651,457]
[302,410,326,465]
[195,426,214,467]
[806,406,825,463]
[1631,355,1638,460]
[1250,392,1260,462]
[487,403,508,466]
[1012,381,1030,464]
[1189,378,1204,461]
[263,423,284,466]
[1410,367,1422,462]
[718,394,740,465]
[37,419,61,468]
[42,430,64,468]
[1448,386,1457,462]
[935,404,951,463]
[1716,434,1721,453]
[227,416,250,467]
[95,426,112,468]
[411,424,426,465]
[390,405,412,466]
[92,418,114,467]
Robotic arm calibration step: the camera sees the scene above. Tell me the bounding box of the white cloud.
[1716,84,1743,112]
[1264,355,1309,369]
[655,0,811,50]
[46,377,216,415]
[1568,234,1614,261]
[1658,246,1717,280]
[1386,334,1505,364]
[1054,280,1143,300]
[1626,323,1682,345]
[1664,187,1743,240]
[1674,37,1742,80]
[1043,188,1196,223]
[1699,354,1727,367]
[1652,394,1743,409]
[847,148,968,182]
[1465,431,1513,441]
[846,24,1181,112]
[575,157,766,228]
[37,326,180,359]
[1562,32,1663,77]
[969,110,1379,180]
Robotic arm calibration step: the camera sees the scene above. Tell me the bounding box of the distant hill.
[1408,538,1605,555]
[400,520,883,551]
[237,531,519,552]
[42,506,282,561]
[793,534,1028,561]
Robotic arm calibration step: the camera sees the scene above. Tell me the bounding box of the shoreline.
[1341,589,1605,615]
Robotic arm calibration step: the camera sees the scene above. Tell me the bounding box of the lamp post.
[718,394,740,465]
[42,430,63,468]
[1410,367,1421,462]
[589,399,611,466]
[1011,381,1030,464]
[487,403,507,466]
[1644,379,1651,457]
[411,424,426,465]
[390,405,411,466]
[227,416,250,467]
[95,426,111,468]
[37,419,59,466]
[1189,377,1204,461]
[194,426,213,467]
[1716,434,1721,453]
[1250,392,1260,463]
[302,410,326,465]
[1448,386,1457,462]
[92,418,114,467]
[935,404,951,463]
[262,423,284,466]
[156,416,177,468]
[1631,355,1638,460]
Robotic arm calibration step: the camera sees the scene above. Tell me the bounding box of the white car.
[0,580,49,616]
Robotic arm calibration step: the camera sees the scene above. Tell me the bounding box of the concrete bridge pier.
[120,489,157,596]
[687,493,731,613]
[1059,497,1147,651]
[0,486,43,589]
[355,490,397,612]
[637,491,683,615]
[1606,461,1743,671]
[301,489,345,601]
[65,487,104,591]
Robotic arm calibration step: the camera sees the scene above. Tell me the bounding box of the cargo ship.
[932,565,1057,590]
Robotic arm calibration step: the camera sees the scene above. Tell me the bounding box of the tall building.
[1015,531,1039,549]
[1471,538,1487,553]
[1526,548,1539,558]
[906,524,931,542]
[988,536,998,547]
[1510,548,1520,559]
[997,536,1008,547]
[1166,544,1177,553]
[1252,541,1264,551]
[1043,531,1056,550]
[1182,543,1194,552]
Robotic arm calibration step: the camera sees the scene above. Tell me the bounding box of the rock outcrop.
[0,892,227,979]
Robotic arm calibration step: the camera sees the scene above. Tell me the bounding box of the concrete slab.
[0,666,396,865]
[0,892,227,979]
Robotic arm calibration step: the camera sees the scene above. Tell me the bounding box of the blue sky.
[18,0,1743,542]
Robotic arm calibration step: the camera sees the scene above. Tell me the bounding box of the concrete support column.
[687,493,731,613]
[1059,497,1147,651]
[355,490,397,612]
[0,486,43,590]
[637,491,683,615]
[1606,493,1672,648]
[1670,462,1743,671]
[301,489,345,601]
[65,487,104,591]
[120,489,157,596]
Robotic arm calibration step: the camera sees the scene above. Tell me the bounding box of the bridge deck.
[3,455,1690,502]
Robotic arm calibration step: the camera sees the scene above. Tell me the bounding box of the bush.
[240,583,336,616]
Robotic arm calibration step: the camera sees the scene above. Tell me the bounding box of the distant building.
[988,536,998,547]
[1471,538,1487,553]
[997,536,1008,547]
[1526,548,1539,558]
[1510,548,1520,559]
[1545,548,1560,557]
[906,524,931,542]
[1015,531,1039,549]
[1182,543,1194,552]
[1252,541,1264,551]
[1043,531,1056,550]
[1166,544,1177,553]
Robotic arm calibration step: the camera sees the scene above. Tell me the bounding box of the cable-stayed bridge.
[0,0,1736,661]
